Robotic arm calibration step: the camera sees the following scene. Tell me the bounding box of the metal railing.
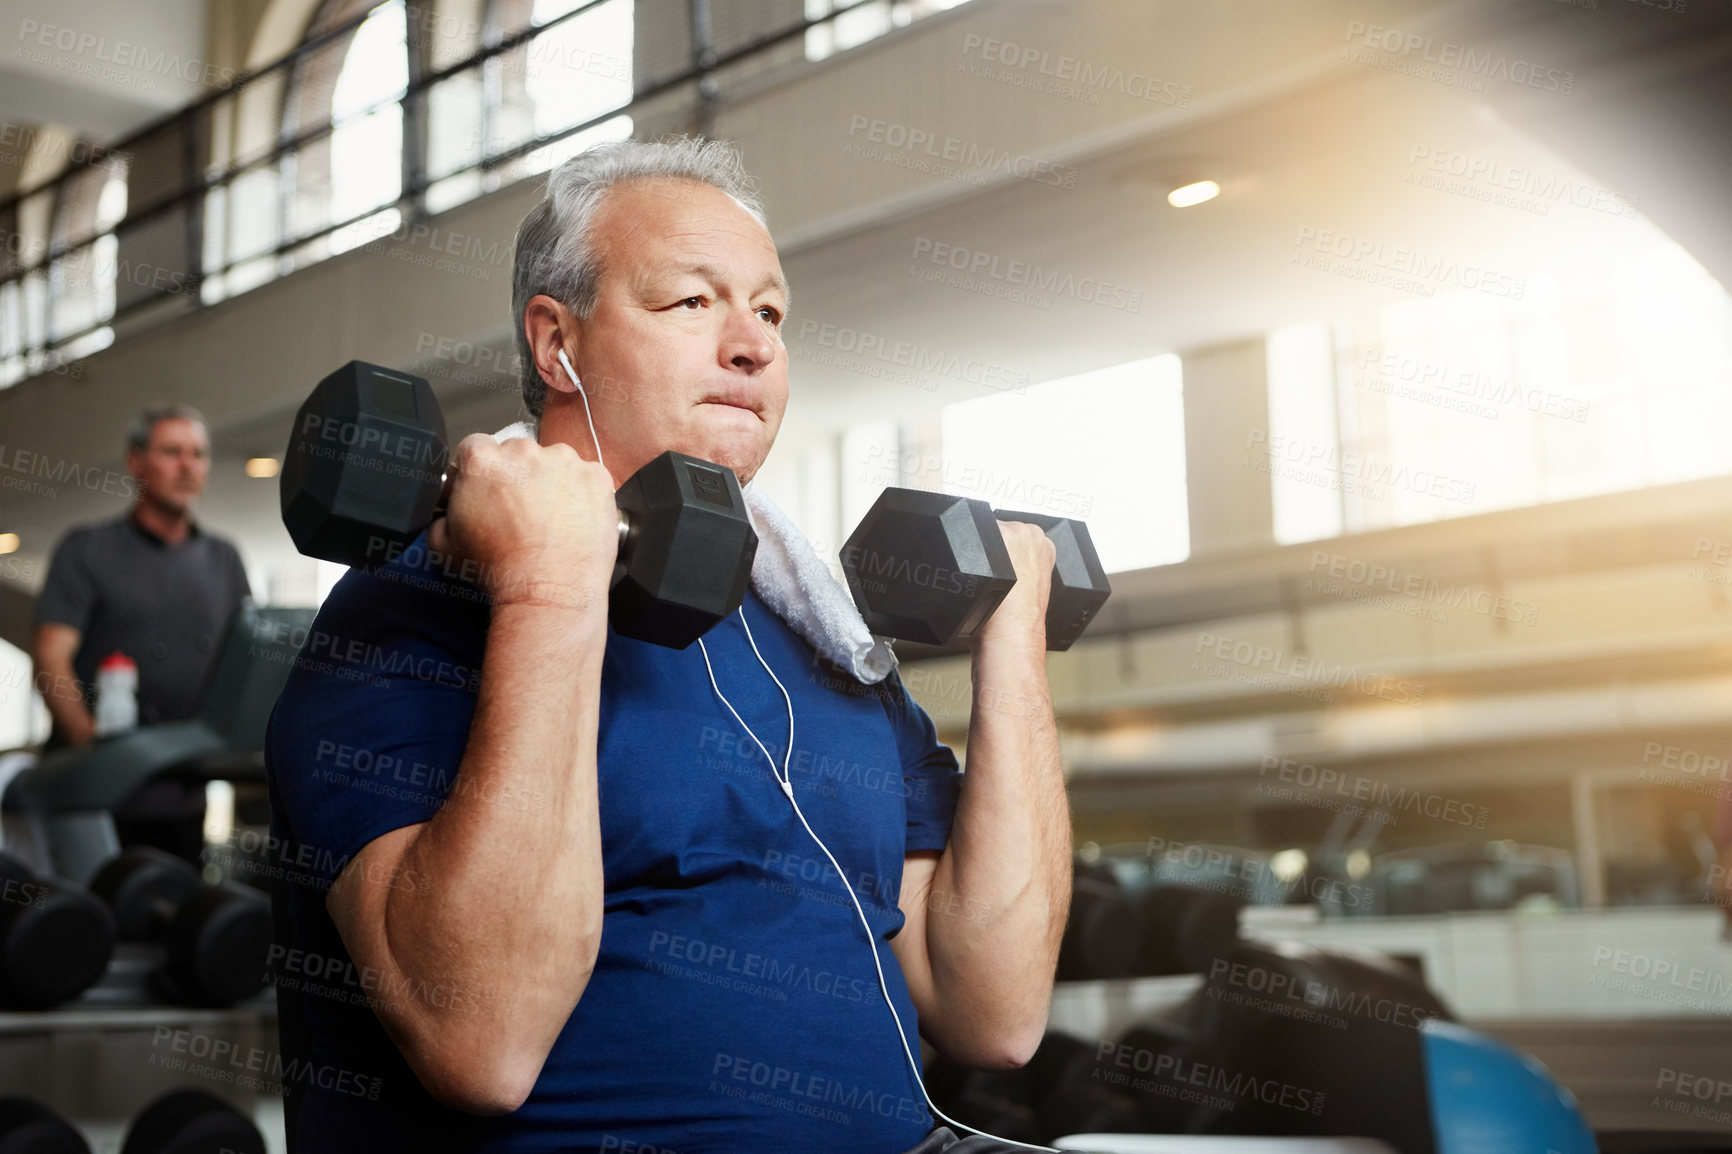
[0,0,960,388]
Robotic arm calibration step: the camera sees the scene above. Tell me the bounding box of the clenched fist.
[426,434,618,611]
[974,520,1057,651]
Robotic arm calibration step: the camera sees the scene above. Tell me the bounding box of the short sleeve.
[265,562,489,891]
[35,530,96,633]
[880,671,962,854]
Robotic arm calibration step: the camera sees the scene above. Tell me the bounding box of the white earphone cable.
[699,611,1059,1153]
[565,342,1051,1149]
[557,348,605,472]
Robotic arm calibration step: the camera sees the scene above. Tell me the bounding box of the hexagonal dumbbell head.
[995,510,1111,651]
[611,452,758,649]
[280,361,448,569]
[840,489,1017,647]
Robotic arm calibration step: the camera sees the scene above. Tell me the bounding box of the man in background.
[31,403,251,858]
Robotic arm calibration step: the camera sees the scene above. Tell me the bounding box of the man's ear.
[524,294,582,395]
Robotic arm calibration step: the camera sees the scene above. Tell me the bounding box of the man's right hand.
[426,434,618,611]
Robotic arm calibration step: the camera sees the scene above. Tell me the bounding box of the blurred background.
[1,0,1731,1149]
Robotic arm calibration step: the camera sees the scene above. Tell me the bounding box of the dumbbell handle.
[433,458,635,579]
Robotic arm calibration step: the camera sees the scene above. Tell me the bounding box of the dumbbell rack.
[0,952,284,1154]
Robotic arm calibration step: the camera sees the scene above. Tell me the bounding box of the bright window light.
[1266,234,1732,543]
[328,2,407,250]
[941,355,1189,573]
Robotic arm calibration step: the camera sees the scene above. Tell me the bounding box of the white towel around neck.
[491,421,897,684]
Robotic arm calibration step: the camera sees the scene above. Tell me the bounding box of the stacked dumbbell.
[89,848,271,1008]
[0,851,116,1009]
[0,1090,264,1154]
[1056,859,1245,982]
[0,1095,89,1153]
[119,1089,265,1154]
[280,360,759,649]
[840,488,1111,650]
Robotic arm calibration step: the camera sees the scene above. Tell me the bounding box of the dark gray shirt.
[35,514,251,740]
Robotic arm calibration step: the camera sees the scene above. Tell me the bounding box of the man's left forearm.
[924,633,1071,1063]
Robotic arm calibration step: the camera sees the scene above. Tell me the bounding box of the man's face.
[560,178,789,485]
[128,417,209,513]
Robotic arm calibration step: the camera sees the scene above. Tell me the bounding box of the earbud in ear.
[557,348,582,391]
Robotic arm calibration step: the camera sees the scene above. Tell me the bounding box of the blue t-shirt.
[263,537,963,1153]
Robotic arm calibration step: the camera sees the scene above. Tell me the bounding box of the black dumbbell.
[840,488,1110,650]
[89,848,270,1008]
[1130,884,1245,977]
[0,1097,89,1154]
[121,1089,263,1154]
[279,360,759,649]
[1056,860,1139,981]
[0,851,115,1010]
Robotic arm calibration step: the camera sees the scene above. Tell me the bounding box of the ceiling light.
[246,457,280,478]
[1167,179,1220,208]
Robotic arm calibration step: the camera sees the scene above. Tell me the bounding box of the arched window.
[286,0,409,257]
[48,156,129,351]
[0,137,126,387]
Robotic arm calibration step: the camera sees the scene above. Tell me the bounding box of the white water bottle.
[93,652,138,737]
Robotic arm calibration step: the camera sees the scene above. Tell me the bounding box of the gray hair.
[126,403,207,452]
[510,136,768,418]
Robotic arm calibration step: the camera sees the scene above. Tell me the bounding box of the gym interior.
[0,0,1730,1151]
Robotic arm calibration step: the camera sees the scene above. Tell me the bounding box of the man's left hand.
[974,521,1055,651]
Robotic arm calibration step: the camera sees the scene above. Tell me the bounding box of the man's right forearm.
[31,655,92,745]
[339,600,610,1108]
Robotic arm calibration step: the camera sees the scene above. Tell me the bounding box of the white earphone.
[560,337,1047,1149]
[556,347,604,468]
[696,623,1055,1152]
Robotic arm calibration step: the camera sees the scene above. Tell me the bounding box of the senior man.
[265,137,1069,1153]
